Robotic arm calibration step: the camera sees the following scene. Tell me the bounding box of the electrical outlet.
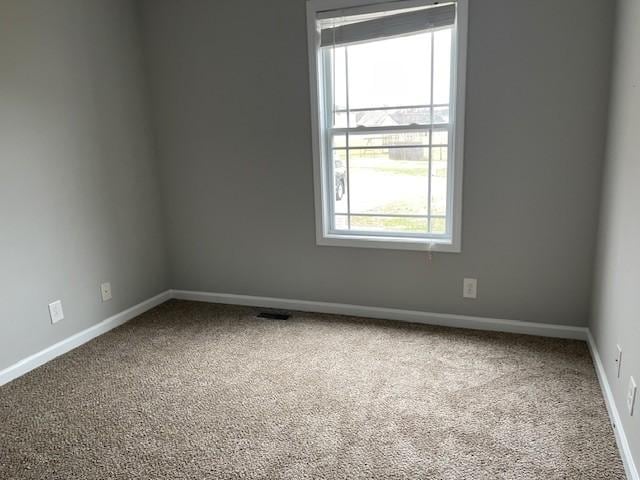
[101,282,112,302]
[48,300,64,324]
[615,345,622,378]
[628,377,637,416]
[463,278,477,299]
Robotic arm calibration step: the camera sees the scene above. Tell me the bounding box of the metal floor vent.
[256,312,291,320]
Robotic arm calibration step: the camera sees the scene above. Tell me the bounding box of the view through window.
[309,0,465,249]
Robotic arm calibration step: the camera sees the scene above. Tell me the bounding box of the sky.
[330,29,452,112]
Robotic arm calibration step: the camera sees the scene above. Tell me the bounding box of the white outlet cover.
[463,278,477,299]
[616,345,622,378]
[48,300,64,324]
[101,282,112,302]
[628,377,637,416]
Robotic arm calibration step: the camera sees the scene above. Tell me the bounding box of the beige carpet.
[0,300,625,479]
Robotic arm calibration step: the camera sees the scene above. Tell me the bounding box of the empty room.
[0,0,638,478]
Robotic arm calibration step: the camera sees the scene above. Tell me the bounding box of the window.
[307,0,467,251]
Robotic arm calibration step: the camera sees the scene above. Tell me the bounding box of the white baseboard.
[0,289,587,388]
[1,288,633,475]
[0,290,172,387]
[586,331,639,480]
[170,289,588,340]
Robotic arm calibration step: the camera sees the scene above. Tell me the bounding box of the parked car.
[335,159,346,201]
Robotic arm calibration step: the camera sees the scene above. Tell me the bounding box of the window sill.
[318,233,461,252]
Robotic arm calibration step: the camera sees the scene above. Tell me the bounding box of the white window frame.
[306,0,467,252]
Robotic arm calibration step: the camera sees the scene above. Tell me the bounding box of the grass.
[350,215,445,234]
[362,165,428,176]
[349,158,427,177]
[336,157,448,233]
[350,215,427,233]
[369,200,426,215]
[349,159,446,177]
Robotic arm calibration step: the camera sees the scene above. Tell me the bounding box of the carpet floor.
[0,300,626,479]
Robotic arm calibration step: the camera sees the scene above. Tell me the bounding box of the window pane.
[430,159,447,216]
[334,214,349,230]
[333,107,449,129]
[332,150,348,214]
[433,29,452,105]
[334,107,430,128]
[431,128,449,145]
[433,106,449,125]
[346,152,429,215]
[330,47,347,111]
[431,146,448,162]
[430,217,446,234]
[332,131,429,148]
[349,215,429,234]
[333,111,349,128]
[347,33,431,109]
[334,147,429,162]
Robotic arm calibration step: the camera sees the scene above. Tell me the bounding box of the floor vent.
[257,312,291,320]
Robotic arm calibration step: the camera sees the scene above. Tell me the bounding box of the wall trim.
[0,289,588,388]
[171,289,588,340]
[2,288,634,474]
[586,330,639,480]
[0,290,172,387]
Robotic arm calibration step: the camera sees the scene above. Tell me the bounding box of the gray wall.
[0,0,168,371]
[140,0,614,326]
[591,0,640,464]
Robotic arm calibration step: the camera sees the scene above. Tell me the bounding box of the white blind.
[319,3,455,48]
